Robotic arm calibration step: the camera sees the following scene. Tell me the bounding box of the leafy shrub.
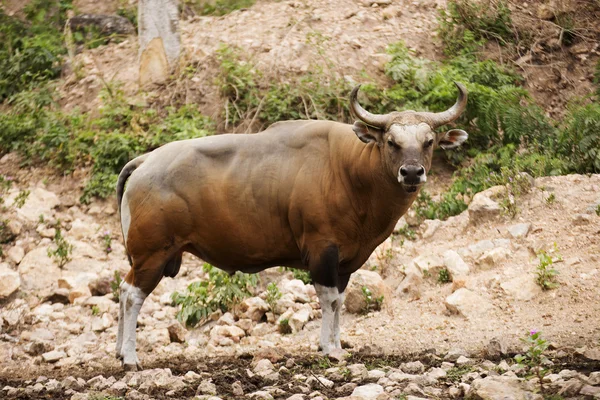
[558,102,600,173]
[172,263,258,327]
[47,225,74,267]
[265,282,282,314]
[437,0,515,56]
[536,246,561,290]
[0,0,71,99]
[361,286,383,314]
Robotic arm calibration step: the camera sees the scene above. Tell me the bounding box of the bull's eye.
[425,139,434,148]
[387,139,398,148]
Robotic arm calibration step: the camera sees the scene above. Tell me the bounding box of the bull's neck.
[336,135,418,238]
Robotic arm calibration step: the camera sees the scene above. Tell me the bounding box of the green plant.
[545,193,556,205]
[172,263,258,327]
[47,225,73,267]
[445,365,474,382]
[596,204,600,216]
[361,286,384,314]
[282,267,312,284]
[438,268,451,284]
[265,282,282,315]
[535,246,561,290]
[101,230,112,254]
[558,102,600,173]
[91,305,100,316]
[437,0,515,57]
[395,225,416,240]
[185,0,256,16]
[515,330,550,394]
[278,318,291,334]
[491,167,533,218]
[13,190,30,208]
[110,271,122,302]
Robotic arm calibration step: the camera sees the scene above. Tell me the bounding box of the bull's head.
[350,82,468,193]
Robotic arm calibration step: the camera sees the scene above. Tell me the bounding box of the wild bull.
[115,83,468,370]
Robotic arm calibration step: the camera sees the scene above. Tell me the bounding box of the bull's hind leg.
[119,252,169,370]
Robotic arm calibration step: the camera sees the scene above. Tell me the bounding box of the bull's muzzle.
[398,164,426,192]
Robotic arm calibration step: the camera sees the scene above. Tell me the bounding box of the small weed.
[13,190,30,208]
[89,395,125,400]
[445,365,474,382]
[38,214,45,224]
[172,263,258,327]
[278,318,291,334]
[101,230,112,254]
[110,271,122,302]
[535,245,561,290]
[596,204,600,216]
[283,267,312,285]
[545,193,556,205]
[340,367,351,381]
[47,225,73,268]
[515,330,550,394]
[491,168,533,218]
[438,268,451,284]
[396,225,416,240]
[265,282,282,315]
[361,286,384,314]
[91,305,100,316]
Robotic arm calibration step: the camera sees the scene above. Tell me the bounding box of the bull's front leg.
[310,245,348,354]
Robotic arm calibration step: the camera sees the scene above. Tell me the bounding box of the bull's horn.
[350,85,389,129]
[416,82,468,128]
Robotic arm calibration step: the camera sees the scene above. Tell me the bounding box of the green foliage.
[13,190,30,208]
[216,44,351,128]
[558,102,600,173]
[445,365,474,382]
[186,0,256,16]
[437,0,515,56]
[0,0,71,99]
[395,225,416,240]
[47,225,74,267]
[265,282,282,314]
[172,263,258,327]
[91,305,100,316]
[515,330,551,394]
[101,230,113,254]
[283,267,312,285]
[278,318,291,334]
[545,192,556,205]
[111,270,122,302]
[361,286,384,314]
[536,246,561,290]
[438,268,451,284]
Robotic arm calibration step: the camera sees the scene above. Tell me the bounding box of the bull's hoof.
[122,361,142,371]
[115,351,123,360]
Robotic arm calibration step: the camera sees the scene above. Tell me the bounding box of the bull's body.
[123,120,413,284]
[115,84,468,369]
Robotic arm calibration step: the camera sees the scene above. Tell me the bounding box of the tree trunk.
[138,0,180,87]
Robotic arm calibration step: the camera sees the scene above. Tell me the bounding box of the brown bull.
[115,83,468,369]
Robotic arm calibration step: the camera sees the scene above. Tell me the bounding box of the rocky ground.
[1,149,600,399]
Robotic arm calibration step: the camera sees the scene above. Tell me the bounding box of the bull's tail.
[116,154,148,215]
[116,154,148,264]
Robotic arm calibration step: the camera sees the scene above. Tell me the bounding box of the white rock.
[500,275,541,301]
[351,383,385,399]
[238,297,269,321]
[421,219,443,239]
[0,263,20,298]
[289,307,311,333]
[281,279,311,303]
[6,245,25,264]
[254,359,275,375]
[42,350,66,363]
[10,187,60,222]
[443,250,470,279]
[507,223,531,238]
[18,247,60,290]
[468,192,501,223]
[344,269,389,314]
[68,219,99,240]
[445,288,491,318]
[478,247,511,269]
[471,375,542,400]
[413,254,445,277]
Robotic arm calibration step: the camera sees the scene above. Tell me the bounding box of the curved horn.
[350,85,389,129]
[416,82,468,128]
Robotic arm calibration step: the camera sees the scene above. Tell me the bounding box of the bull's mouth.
[402,184,419,193]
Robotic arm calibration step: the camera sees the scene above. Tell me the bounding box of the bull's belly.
[182,229,303,274]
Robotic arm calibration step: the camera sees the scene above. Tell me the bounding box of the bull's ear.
[352,121,384,144]
[438,129,468,150]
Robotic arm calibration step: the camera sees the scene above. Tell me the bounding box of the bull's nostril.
[400,167,408,177]
[417,167,425,176]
